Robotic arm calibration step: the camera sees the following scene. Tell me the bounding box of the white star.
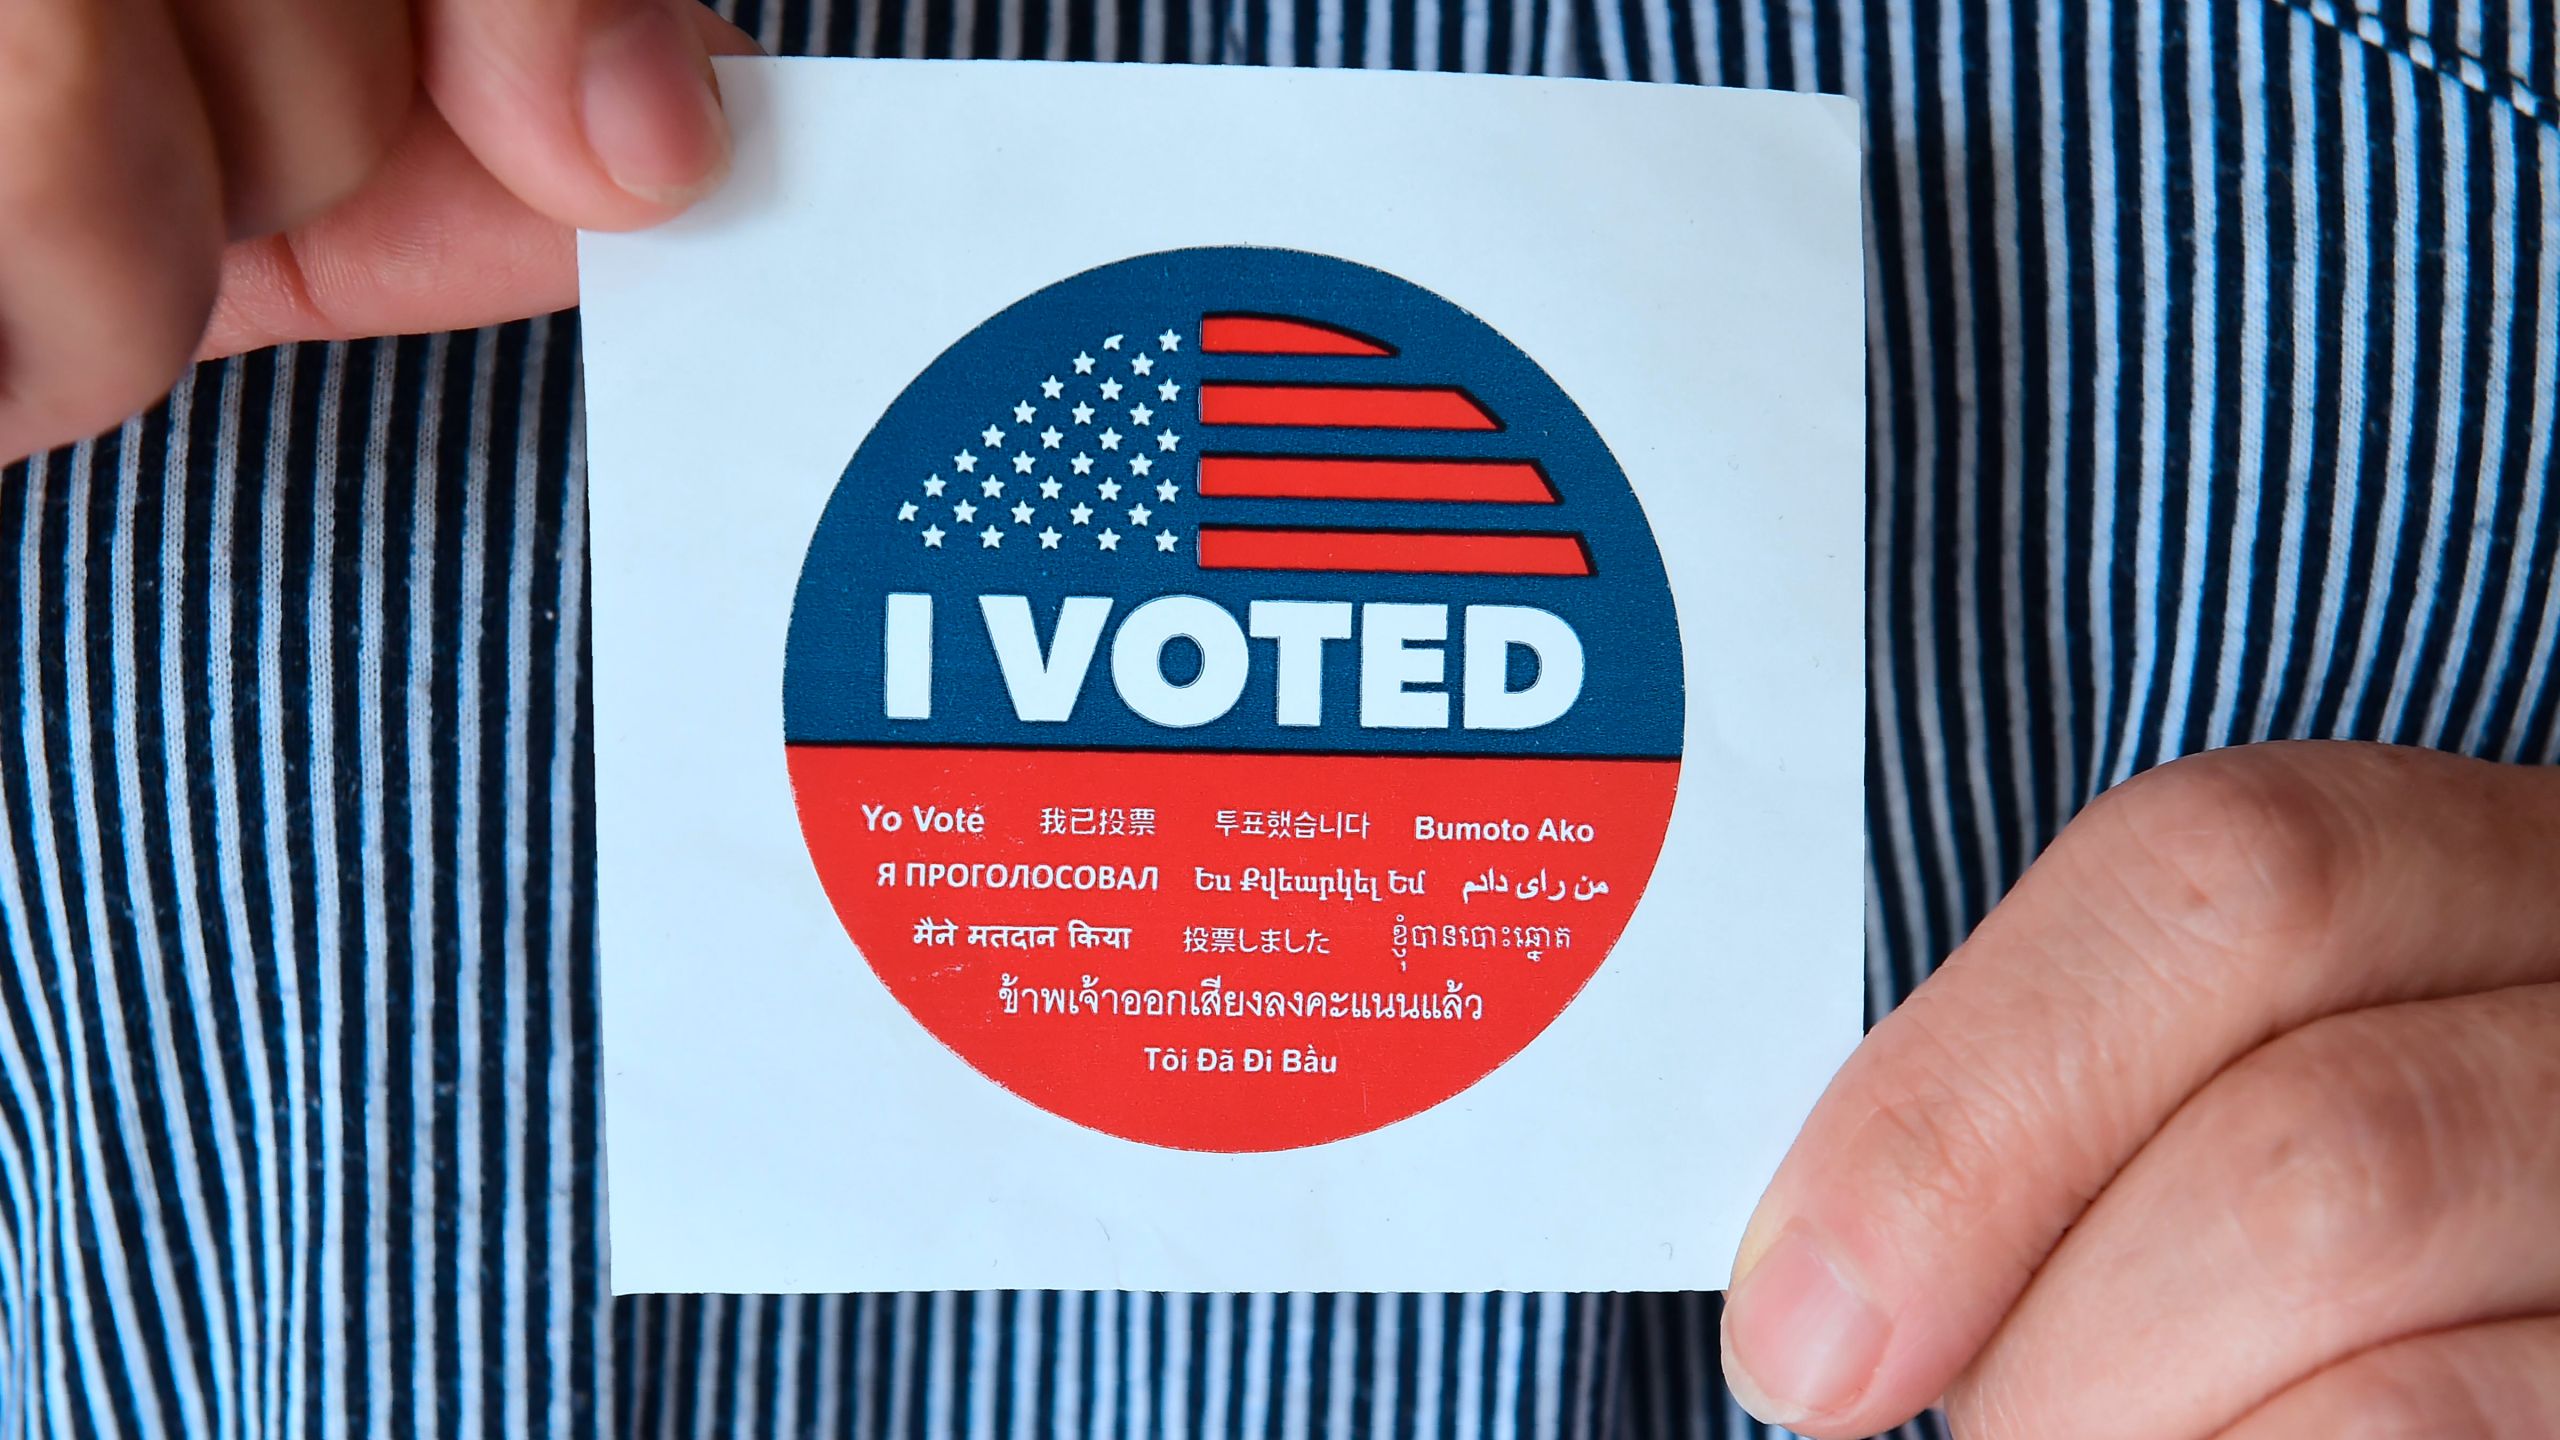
[1103,334,1124,351]
[922,476,948,496]
[899,501,920,521]
[1070,454,1095,475]
[921,524,946,548]
[980,425,1005,448]
[1097,479,1122,501]
[1069,502,1093,525]
[1039,527,1061,549]
[953,499,978,523]
[1041,376,1065,399]
[1013,401,1037,423]
[980,476,1005,498]
[980,525,1004,548]
[1012,452,1035,474]
[1128,503,1152,527]
[1099,378,1124,401]
[1158,329,1181,351]
[1155,481,1178,502]
[1096,528,1121,551]
[1158,380,1181,402]
[1158,430,1181,452]
[1011,500,1036,524]
[1072,402,1095,425]
[1129,456,1152,477]
[1099,428,1122,452]
[954,451,978,473]
[1129,403,1154,427]
[1155,530,1179,553]
[1040,426,1063,449]
[1039,477,1063,500]
[1072,352,1096,374]
[1131,354,1155,377]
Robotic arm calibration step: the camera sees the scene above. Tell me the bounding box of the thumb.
[1717,746,2560,1436]
[419,0,757,232]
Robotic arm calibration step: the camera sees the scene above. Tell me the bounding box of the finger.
[2216,1316,2560,1440]
[201,101,573,357]
[204,9,761,357]
[1717,743,2560,1436]
[419,0,757,232]
[0,0,225,464]
[157,0,415,236]
[1943,984,2560,1439]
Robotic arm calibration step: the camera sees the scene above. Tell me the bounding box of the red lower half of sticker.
[787,745,1681,1152]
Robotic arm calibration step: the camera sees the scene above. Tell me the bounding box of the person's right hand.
[1,0,757,466]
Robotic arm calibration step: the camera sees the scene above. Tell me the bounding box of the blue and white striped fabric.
[0,1,2552,1437]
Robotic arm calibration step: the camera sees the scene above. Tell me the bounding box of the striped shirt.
[0,1,2552,1437]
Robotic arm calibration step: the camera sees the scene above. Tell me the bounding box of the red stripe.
[1196,456,1556,503]
[1195,528,1591,576]
[1198,383,1498,431]
[1200,315,1394,356]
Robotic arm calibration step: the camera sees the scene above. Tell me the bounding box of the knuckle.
[1863,1084,2009,1242]
[2199,1015,2453,1302]
[2292,1344,2500,1440]
[1841,1003,2059,1283]
[2094,748,2360,956]
[1941,1375,2044,1440]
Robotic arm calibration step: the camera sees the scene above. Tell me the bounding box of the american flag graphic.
[889,313,1592,578]
[791,245,1680,762]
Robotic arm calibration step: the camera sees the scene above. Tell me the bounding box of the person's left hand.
[1720,741,2560,1437]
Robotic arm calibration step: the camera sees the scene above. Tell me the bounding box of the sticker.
[584,60,1865,1294]
[783,246,1683,1151]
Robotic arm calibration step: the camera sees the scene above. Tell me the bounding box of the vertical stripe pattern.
[0,2,2555,1439]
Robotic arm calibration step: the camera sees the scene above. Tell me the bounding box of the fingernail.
[581,0,732,207]
[1720,1223,1887,1426]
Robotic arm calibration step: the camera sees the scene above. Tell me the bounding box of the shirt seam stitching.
[2270,0,2558,130]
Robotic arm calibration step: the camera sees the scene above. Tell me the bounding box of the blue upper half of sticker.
[784,247,1685,760]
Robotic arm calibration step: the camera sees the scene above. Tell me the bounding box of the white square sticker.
[579,57,1864,1295]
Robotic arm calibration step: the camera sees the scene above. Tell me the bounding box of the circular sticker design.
[785,247,1684,1152]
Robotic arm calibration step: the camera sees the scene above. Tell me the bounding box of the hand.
[1721,741,2560,1437]
[0,0,758,466]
